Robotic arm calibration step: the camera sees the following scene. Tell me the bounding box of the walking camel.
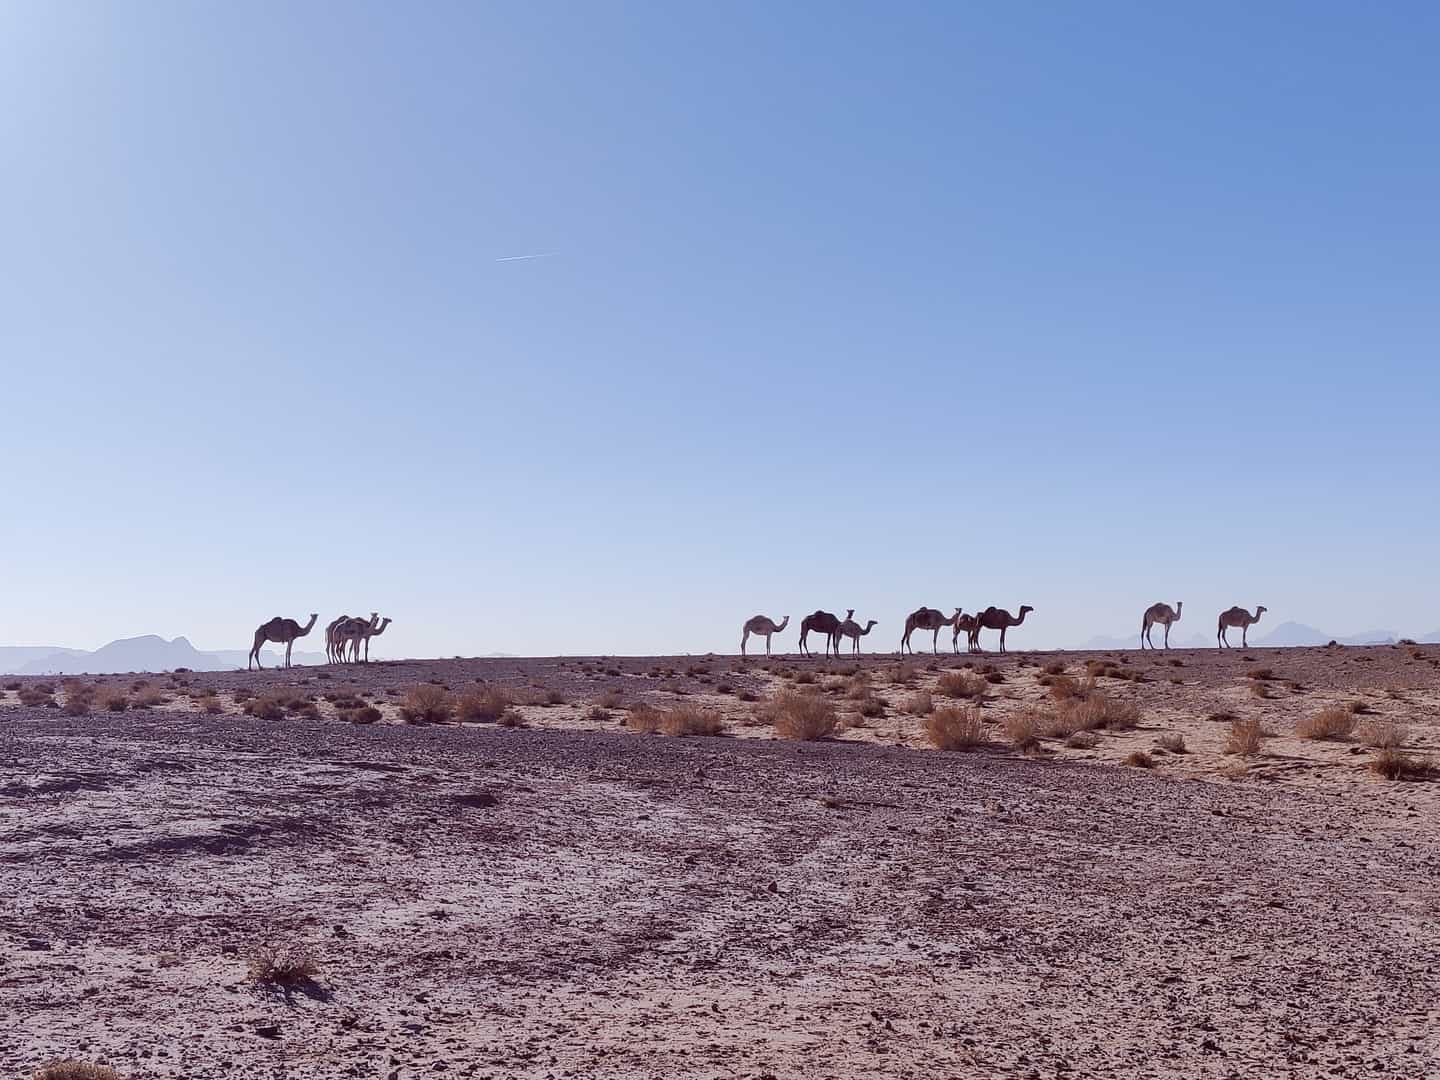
[324,615,350,664]
[1141,601,1183,650]
[835,615,878,654]
[973,605,1033,653]
[326,613,374,664]
[951,609,980,654]
[248,613,318,671]
[740,614,789,657]
[799,610,843,659]
[901,607,958,655]
[1217,605,1267,649]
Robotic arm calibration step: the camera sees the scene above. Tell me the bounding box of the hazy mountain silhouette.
[1080,621,1398,651]
[4,635,326,675]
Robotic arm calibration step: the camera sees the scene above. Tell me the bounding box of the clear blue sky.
[3,2,1438,657]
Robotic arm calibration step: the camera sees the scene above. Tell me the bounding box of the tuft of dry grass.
[496,709,525,727]
[457,687,511,724]
[855,694,886,719]
[890,664,917,686]
[1224,716,1264,757]
[1046,673,1095,702]
[1057,691,1139,732]
[133,687,168,708]
[1122,750,1155,768]
[626,704,663,734]
[925,706,987,750]
[1248,681,1273,700]
[765,691,839,741]
[903,690,934,715]
[1359,718,1408,749]
[657,704,726,736]
[1295,704,1358,741]
[1064,730,1099,749]
[243,694,287,721]
[398,684,455,724]
[18,685,59,708]
[1369,749,1437,781]
[1155,732,1186,753]
[248,944,318,987]
[33,1062,122,1080]
[61,681,94,716]
[936,671,987,699]
[340,705,383,724]
[1042,660,1066,676]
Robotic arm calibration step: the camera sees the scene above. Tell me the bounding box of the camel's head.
[1020,605,1034,616]
[845,609,854,620]
[1256,605,1268,616]
[1176,601,1183,614]
[778,615,790,628]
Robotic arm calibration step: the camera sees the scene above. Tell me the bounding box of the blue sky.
[2,2,1438,657]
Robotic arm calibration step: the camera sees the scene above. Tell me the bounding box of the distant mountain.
[5,636,327,675]
[1337,629,1399,646]
[1251,622,1330,648]
[1078,622,1400,652]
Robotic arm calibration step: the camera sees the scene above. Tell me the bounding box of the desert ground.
[3,643,1438,1078]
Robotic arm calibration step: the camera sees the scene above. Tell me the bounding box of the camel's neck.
[372,619,391,636]
[1175,602,1183,616]
[299,615,317,635]
[775,617,789,631]
[861,621,876,635]
[1011,608,1028,626]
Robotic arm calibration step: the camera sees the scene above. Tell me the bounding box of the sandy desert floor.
[3,644,1438,1078]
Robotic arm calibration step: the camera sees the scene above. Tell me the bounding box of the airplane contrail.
[494,253,556,262]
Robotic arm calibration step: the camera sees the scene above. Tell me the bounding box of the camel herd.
[247,612,393,670]
[743,602,1272,657]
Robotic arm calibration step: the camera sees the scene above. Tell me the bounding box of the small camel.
[740,614,789,657]
[973,605,1033,654]
[799,610,843,659]
[248,613,318,671]
[835,615,878,655]
[951,609,980,654]
[1217,605,1267,649]
[357,616,391,663]
[324,615,349,664]
[1141,601,1183,650]
[335,613,380,664]
[901,607,958,655]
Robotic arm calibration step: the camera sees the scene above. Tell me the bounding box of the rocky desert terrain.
[4,644,1438,1078]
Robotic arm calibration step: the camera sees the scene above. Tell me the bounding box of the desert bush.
[1002,711,1040,752]
[32,1062,121,1080]
[1046,674,1094,702]
[1155,732,1187,753]
[340,706,383,724]
[625,704,663,734]
[1360,719,1408,749]
[1295,705,1358,741]
[1123,750,1155,768]
[856,694,886,719]
[890,664,917,686]
[1369,749,1437,781]
[248,944,318,986]
[903,690,934,715]
[399,684,454,724]
[658,704,725,736]
[1042,660,1066,676]
[457,687,511,723]
[543,688,566,706]
[61,681,94,716]
[925,706,987,750]
[95,688,130,713]
[1064,731,1099,749]
[17,686,57,708]
[496,709,524,727]
[764,691,839,741]
[584,705,611,723]
[3,680,19,691]
[936,671,986,699]
[1057,691,1139,732]
[133,688,168,708]
[1224,717,1264,757]
[844,673,873,699]
[792,670,816,686]
[1246,667,1275,681]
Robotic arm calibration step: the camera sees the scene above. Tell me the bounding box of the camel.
[335,613,380,664]
[1217,605,1267,649]
[358,616,391,663]
[248,613,318,670]
[835,615,878,655]
[951,609,980,654]
[1141,601,1183,650]
[973,605,1033,653]
[740,614,789,657]
[799,610,843,659]
[324,615,352,664]
[901,607,958,655]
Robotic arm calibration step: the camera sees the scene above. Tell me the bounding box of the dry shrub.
[792,670,816,686]
[95,688,130,713]
[543,689,566,706]
[33,1063,121,1080]
[1058,691,1139,732]
[844,673,873,699]
[1360,719,1407,749]
[248,944,318,986]
[1295,705,1358,741]
[458,687,511,723]
[17,686,57,708]
[62,681,94,717]
[856,694,886,719]
[584,705,611,723]
[1042,660,1066,676]
[243,694,287,721]
[1224,717,1264,757]
[1206,710,1237,724]
[925,706,987,750]
[496,709,524,727]
[890,664,917,686]
[399,684,454,724]
[626,704,663,734]
[903,690,934,715]
[1246,667,1275,681]
[1002,711,1040,752]
[1123,750,1155,768]
[1046,674,1094,702]
[198,693,224,715]
[1369,749,1437,781]
[133,688,168,708]
[2,680,19,691]
[1155,732,1186,753]
[936,671,986,699]
[340,706,382,724]
[1248,681,1273,700]
[765,691,839,741]
[658,704,725,736]
[1064,731,1099,749]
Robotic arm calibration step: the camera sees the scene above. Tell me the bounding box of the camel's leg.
[1000,627,1007,654]
[1163,624,1171,649]
[765,633,772,657]
[740,629,749,657]
[1242,626,1248,648]
[931,628,939,655]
